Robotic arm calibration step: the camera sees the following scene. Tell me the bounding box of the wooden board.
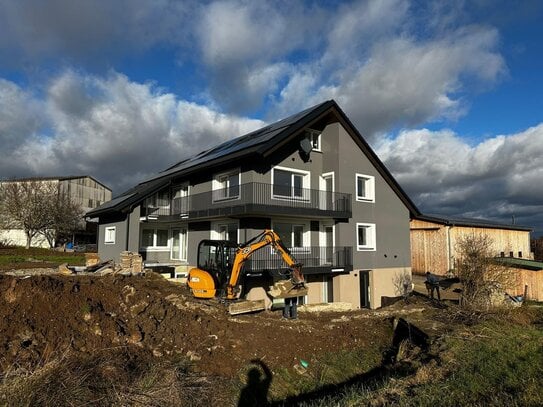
[228,299,266,315]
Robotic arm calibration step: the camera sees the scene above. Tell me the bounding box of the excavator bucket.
[228,299,266,315]
[268,280,308,299]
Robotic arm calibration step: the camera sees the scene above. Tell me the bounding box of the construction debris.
[120,251,143,273]
[268,279,308,299]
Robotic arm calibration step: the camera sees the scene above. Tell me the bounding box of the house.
[0,176,112,248]
[87,100,419,309]
[410,214,532,276]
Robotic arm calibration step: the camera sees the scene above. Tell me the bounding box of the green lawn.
[0,246,85,269]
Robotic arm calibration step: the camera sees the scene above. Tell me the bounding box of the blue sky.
[1,0,542,235]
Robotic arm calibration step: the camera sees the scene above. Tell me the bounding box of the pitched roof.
[415,214,532,232]
[2,175,111,191]
[87,100,420,217]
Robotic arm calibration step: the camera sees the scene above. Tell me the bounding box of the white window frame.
[356,173,375,202]
[212,169,241,202]
[271,165,311,201]
[170,227,188,261]
[306,129,321,152]
[140,228,170,251]
[272,219,311,252]
[356,223,376,251]
[104,226,116,245]
[211,220,240,243]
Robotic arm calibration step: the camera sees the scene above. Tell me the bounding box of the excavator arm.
[225,229,304,299]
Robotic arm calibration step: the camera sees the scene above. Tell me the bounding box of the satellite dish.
[299,137,313,155]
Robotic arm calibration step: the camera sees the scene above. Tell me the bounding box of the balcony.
[142,182,352,220]
[245,246,353,275]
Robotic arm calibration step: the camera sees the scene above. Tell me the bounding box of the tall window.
[213,170,240,201]
[173,184,189,214]
[356,223,376,251]
[356,174,375,202]
[218,223,238,243]
[272,166,310,200]
[274,223,305,248]
[171,228,188,261]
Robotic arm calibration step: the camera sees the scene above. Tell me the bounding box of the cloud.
[0,79,44,150]
[0,71,264,193]
[376,124,543,230]
[0,0,194,67]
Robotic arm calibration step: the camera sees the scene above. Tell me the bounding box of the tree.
[454,234,514,309]
[0,181,83,249]
[531,237,543,261]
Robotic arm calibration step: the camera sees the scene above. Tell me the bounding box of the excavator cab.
[189,240,238,298]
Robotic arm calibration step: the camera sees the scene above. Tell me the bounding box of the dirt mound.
[0,272,391,377]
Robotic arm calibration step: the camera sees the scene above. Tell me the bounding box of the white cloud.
[0,72,264,192]
[376,124,543,229]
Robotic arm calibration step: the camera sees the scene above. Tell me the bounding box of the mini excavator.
[187,229,307,315]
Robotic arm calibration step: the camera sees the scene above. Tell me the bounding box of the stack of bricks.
[120,251,143,273]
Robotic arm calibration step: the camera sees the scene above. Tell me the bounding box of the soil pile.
[0,272,391,377]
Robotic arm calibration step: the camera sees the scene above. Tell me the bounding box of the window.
[306,129,321,151]
[141,228,170,249]
[272,166,310,200]
[213,170,240,201]
[171,228,188,261]
[356,174,375,202]
[212,222,238,243]
[274,222,306,248]
[172,184,190,214]
[104,226,116,244]
[356,223,376,251]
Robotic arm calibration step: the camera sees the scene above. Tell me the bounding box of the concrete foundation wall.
[369,267,412,309]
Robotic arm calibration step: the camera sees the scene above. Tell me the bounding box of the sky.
[1,0,542,235]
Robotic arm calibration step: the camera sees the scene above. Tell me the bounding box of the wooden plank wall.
[410,219,532,277]
[449,227,531,259]
[410,219,448,275]
[511,268,543,301]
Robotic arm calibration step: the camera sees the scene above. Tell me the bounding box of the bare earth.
[0,271,394,378]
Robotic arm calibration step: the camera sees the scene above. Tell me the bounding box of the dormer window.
[305,129,321,152]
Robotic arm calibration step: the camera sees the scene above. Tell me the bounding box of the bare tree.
[454,234,514,309]
[39,188,84,248]
[0,181,83,249]
[393,269,413,301]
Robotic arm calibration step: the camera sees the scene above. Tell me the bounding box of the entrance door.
[323,275,334,303]
[359,270,370,308]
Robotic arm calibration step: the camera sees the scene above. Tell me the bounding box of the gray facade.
[89,101,418,308]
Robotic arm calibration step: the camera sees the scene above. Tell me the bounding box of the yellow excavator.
[187,229,307,315]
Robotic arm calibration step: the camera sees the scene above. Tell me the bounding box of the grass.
[301,307,543,407]
[0,348,226,407]
[0,246,85,269]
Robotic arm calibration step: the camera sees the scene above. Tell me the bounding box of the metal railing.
[142,182,351,218]
[244,246,353,273]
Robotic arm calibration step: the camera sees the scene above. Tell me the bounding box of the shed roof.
[494,257,543,271]
[415,214,532,232]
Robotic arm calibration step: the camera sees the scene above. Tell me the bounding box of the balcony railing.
[245,246,353,275]
[142,182,352,219]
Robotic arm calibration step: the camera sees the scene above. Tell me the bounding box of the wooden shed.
[494,257,543,301]
[410,215,532,276]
